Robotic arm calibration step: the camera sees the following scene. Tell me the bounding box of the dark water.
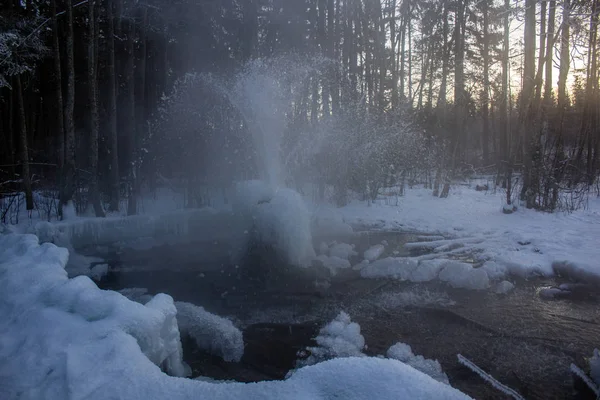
[92,232,600,400]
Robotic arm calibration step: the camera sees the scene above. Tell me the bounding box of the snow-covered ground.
[0,234,472,400]
[339,185,600,279]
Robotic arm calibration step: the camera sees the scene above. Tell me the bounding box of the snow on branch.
[457,354,525,400]
[570,363,600,398]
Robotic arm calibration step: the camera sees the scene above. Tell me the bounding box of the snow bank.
[174,301,244,362]
[298,312,365,367]
[340,186,600,281]
[387,342,449,384]
[0,234,189,378]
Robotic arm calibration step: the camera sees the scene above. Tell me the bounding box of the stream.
[89,231,600,400]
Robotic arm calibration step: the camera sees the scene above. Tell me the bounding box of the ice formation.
[174,301,244,362]
[387,342,449,385]
[363,244,385,261]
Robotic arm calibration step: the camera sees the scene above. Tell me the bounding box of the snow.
[0,234,472,400]
[0,234,189,379]
[410,259,448,282]
[315,254,352,275]
[438,261,490,290]
[329,242,358,259]
[311,207,354,239]
[387,342,449,384]
[361,257,419,280]
[253,188,316,267]
[494,281,515,294]
[340,185,600,280]
[298,311,365,367]
[590,349,600,386]
[89,263,109,281]
[363,244,385,261]
[174,301,244,362]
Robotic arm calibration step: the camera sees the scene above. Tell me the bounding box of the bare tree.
[87,0,105,217]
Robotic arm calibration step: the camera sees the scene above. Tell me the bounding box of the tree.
[87,0,105,217]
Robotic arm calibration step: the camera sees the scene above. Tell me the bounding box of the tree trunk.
[481,0,490,165]
[502,0,512,204]
[88,0,105,217]
[15,75,34,211]
[107,0,119,212]
[62,0,76,216]
[51,0,65,175]
[520,0,537,208]
[390,0,398,109]
[543,0,555,105]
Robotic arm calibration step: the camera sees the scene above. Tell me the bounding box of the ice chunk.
[438,261,490,290]
[410,259,447,282]
[363,244,385,261]
[329,242,358,260]
[387,342,449,384]
[494,281,515,294]
[481,260,508,281]
[90,264,109,281]
[298,311,365,367]
[316,255,352,275]
[175,301,244,362]
[361,257,419,280]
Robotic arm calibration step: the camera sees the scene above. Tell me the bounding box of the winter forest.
[3,1,600,399]
[2,0,600,218]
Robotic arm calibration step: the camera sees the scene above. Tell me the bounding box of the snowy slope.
[0,234,472,400]
[340,186,600,279]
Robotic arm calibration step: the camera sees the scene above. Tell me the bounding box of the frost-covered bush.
[298,311,365,367]
[0,15,47,87]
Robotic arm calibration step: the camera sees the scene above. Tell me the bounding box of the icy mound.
[233,181,316,267]
[0,234,472,400]
[298,311,365,367]
[0,234,189,378]
[175,301,244,362]
[387,342,449,384]
[253,188,316,267]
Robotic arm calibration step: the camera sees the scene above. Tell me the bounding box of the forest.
[1,0,599,220]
